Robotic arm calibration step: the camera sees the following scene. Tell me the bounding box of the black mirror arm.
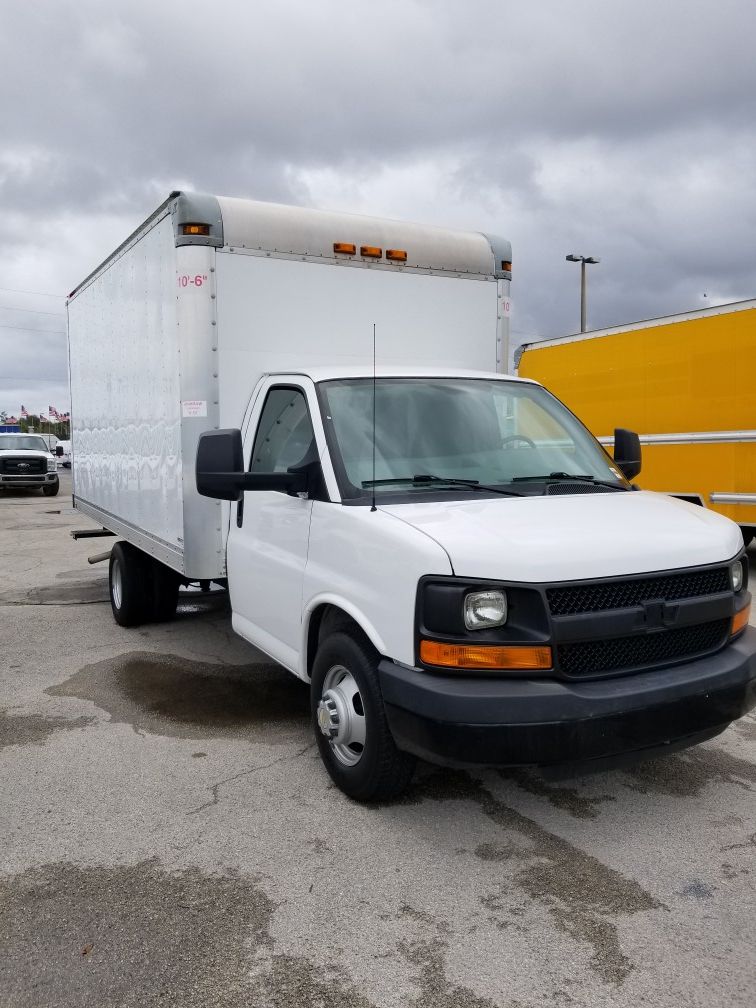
[240,471,308,495]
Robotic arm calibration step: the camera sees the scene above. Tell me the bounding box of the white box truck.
[67,192,755,800]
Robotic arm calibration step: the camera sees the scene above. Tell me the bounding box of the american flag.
[20,405,28,418]
[49,405,59,418]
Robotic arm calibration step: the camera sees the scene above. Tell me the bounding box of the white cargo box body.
[67,192,511,579]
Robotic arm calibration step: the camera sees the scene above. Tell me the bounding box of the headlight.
[47,458,57,471]
[464,590,507,630]
[731,560,744,593]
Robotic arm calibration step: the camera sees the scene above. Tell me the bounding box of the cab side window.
[250,388,316,474]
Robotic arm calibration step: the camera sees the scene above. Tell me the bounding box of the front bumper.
[0,472,58,488]
[379,627,756,768]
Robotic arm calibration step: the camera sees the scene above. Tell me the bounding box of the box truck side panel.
[214,251,499,429]
[517,305,756,531]
[69,212,185,567]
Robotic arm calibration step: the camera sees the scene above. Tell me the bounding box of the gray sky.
[2,0,755,415]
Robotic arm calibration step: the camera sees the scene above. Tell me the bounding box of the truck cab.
[195,366,755,800]
[0,433,60,496]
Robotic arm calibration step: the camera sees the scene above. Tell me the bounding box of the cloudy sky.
[2,0,755,416]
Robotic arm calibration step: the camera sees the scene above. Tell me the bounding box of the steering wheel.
[501,434,537,449]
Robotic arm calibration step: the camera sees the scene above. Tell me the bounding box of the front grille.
[0,457,46,475]
[557,618,730,677]
[547,568,730,616]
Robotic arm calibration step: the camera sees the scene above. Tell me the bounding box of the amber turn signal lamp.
[501,260,512,272]
[333,242,356,255]
[731,602,751,637]
[386,249,408,262]
[420,640,552,671]
[360,245,382,258]
[182,223,210,236]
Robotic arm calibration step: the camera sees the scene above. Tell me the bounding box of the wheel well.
[306,604,375,677]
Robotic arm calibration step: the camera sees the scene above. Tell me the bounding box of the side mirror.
[55,446,64,457]
[613,428,641,481]
[196,429,308,500]
[196,429,245,501]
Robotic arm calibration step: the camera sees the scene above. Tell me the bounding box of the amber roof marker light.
[333,242,357,255]
[360,245,382,259]
[386,249,408,263]
[182,223,210,236]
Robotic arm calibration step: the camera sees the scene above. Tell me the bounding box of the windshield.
[318,377,627,501]
[0,435,48,452]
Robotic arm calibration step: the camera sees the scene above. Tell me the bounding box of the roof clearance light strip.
[420,639,552,671]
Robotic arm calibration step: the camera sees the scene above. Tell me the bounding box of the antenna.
[371,322,377,512]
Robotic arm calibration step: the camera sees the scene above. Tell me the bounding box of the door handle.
[236,495,244,528]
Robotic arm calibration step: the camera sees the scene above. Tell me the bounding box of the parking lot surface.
[1,472,754,1007]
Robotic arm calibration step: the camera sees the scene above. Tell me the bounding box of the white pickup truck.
[67,192,755,800]
[0,433,59,496]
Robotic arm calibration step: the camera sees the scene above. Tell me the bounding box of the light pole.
[566,254,600,333]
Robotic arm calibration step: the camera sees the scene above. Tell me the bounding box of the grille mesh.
[547,568,730,616]
[557,619,730,677]
[0,457,46,475]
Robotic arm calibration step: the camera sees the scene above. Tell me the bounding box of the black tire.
[109,541,150,627]
[311,631,416,801]
[146,559,180,623]
[42,480,59,497]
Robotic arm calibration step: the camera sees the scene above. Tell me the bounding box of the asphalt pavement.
[0,471,754,1007]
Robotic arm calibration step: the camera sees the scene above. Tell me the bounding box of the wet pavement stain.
[0,578,109,606]
[253,954,381,1008]
[0,859,276,1008]
[402,769,662,986]
[46,651,310,742]
[0,709,95,751]
[500,768,616,820]
[398,937,512,1008]
[620,744,756,796]
[678,880,714,899]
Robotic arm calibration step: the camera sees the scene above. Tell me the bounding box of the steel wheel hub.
[112,558,123,609]
[317,665,366,767]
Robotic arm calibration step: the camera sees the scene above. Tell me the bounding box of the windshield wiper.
[512,472,628,491]
[361,474,526,497]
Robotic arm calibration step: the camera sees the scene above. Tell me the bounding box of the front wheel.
[311,632,416,801]
[42,480,59,497]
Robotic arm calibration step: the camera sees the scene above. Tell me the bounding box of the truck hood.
[0,449,52,460]
[379,491,743,582]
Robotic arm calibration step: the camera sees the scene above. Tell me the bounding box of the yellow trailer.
[516,299,756,546]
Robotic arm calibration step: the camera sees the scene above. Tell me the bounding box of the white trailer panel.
[215,251,499,431]
[67,191,510,581]
[68,209,224,578]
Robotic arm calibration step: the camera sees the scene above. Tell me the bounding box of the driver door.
[227,380,318,672]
